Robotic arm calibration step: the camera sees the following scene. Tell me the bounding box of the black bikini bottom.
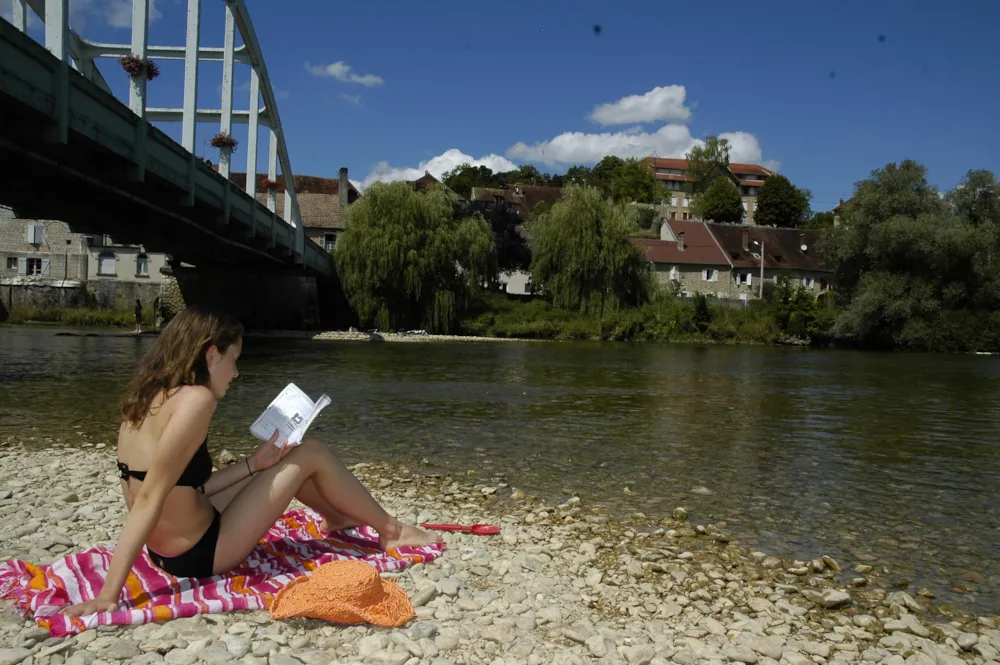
[147,509,221,579]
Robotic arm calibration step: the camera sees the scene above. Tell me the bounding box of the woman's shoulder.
[162,385,217,419]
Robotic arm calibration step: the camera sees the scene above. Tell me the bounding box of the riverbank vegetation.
[334,158,1000,353]
[1,305,154,327]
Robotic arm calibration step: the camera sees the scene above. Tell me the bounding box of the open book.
[250,383,331,448]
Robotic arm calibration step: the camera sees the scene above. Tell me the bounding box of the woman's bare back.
[116,388,216,557]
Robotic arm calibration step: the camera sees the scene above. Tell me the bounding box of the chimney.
[339,167,348,208]
[677,232,685,251]
[742,229,749,252]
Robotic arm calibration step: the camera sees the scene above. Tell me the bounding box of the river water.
[1,326,999,615]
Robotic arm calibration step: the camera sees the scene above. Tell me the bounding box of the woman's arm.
[61,387,217,617]
[203,429,282,496]
[202,457,254,496]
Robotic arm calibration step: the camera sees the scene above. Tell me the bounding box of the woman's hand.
[249,429,295,474]
[59,596,118,617]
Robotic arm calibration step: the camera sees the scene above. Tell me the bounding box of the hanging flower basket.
[210,132,239,152]
[261,177,278,189]
[119,53,159,80]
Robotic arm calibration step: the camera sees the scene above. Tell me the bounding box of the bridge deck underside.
[0,23,331,275]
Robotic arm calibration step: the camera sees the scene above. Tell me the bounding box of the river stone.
[163,649,198,665]
[269,655,305,665]
[390,633,423,658]
[0,649,31,665]
[723,645,758,664]
[957,633,979,651]
[884,614,930,638]
[622,645,655,665]
[585,635,606,658]
[781,651,810,665]
[225,637,251,659]
[743,638,783,660]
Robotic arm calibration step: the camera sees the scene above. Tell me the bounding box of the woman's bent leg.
[212,439,439,574]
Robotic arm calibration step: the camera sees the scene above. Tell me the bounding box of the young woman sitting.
[61,306,440,617]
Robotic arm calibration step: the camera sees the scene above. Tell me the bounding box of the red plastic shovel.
[421,523,500,536]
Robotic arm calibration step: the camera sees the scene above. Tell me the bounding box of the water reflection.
[1,326,999,614]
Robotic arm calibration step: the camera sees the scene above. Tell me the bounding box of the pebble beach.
[1,443,998,665]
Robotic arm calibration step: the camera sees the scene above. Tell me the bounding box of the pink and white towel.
[0,508,445,636]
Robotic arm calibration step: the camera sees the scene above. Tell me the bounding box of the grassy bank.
[2,306,155,328]
[460,292,829,345]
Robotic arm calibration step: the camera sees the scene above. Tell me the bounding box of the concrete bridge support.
[161,265,332,330]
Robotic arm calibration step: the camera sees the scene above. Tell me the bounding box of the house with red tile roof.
[707,224,832,297]
[631,220,733,298]
[469,183,564,219]
[645,157,776,225]
[229,168,360,252]
[631,220,833,300]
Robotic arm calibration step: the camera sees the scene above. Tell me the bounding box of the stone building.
[0,205,167,314]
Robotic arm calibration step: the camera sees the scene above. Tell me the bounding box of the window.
[703,269,717,282]
[743,201,749,211]
[26,258,42,276]
[738,272,752,286]
[670,211,676,220]
[5,257,15,271]
[820,279,829,291]
[135,253,149,277]
[98,252,116,276]
[803,276,815,289]
[683,197,690,208]
[669,266,679,280]
[670,196,677,207]
[24,223,44,245]
[324,233,339,252]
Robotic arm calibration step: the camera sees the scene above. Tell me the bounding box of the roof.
[729,163,775,178]
[224,172,358,230]
[646,158,775,185]
[631,220,730,266]
[470,183,564,217]
[228,172,360,199]
[707,224,829,272]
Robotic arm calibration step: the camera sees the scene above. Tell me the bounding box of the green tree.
[441,163,500,200]
[754,174,811,227]
[692,176,744,223]
[565,165,593,186]
[946,169,1000,226]
[335,181,496,333]
[529,185,651,315]
[805,211,835,229]
[685,136,731,195]
[820,160,1000,351]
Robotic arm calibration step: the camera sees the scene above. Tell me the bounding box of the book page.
[287,394,331,445]
[250,383,315,446]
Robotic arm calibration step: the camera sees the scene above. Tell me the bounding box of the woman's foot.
[378,520,443,551]
[319,510,360,534]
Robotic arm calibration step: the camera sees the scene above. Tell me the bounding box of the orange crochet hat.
[269,560,414,628]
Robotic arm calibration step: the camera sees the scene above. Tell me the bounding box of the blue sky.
[7,0,1000,212]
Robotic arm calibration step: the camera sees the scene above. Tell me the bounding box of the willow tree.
[334,181,496,333]
[529,184,651,315]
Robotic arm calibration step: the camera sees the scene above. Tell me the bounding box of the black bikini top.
[117,438,213,492]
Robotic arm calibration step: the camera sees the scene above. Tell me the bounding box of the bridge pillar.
[160,265,329,330]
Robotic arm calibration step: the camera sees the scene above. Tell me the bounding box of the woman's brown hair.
[121,306,244,427]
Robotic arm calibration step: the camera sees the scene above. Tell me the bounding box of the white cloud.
[589,85,691,126]
[339,93,362,106]
[358,148,517,191]
[506,87,773,169]
[101,0,162,28]
[306,61,383,87]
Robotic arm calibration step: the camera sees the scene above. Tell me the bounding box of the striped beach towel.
[0,508,445,637]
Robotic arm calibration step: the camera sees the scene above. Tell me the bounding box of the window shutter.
[41,259,51,276]
[702,269,707,281]
[747,273,752,286]
[18,257,26,275]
